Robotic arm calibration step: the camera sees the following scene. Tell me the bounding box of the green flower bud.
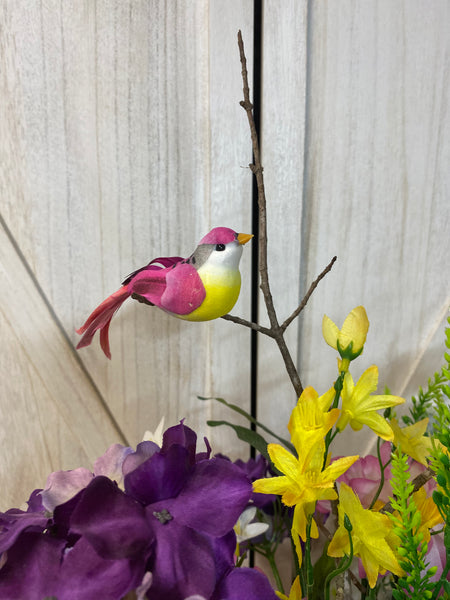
[344,513,353,532]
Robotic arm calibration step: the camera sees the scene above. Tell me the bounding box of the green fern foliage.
[389,447,437,599]
[402,316,450,427]
[428,385,450,599]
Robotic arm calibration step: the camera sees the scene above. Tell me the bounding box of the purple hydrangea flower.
[0,421,276,600]
[0,479,153,600]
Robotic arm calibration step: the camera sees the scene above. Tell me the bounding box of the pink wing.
[129,261,206,315]
[122,256,184,284]
[76,256,204,358]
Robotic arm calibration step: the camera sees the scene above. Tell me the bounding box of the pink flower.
[337,442,392,508]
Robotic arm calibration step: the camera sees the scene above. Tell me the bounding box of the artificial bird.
[76,227,253,358]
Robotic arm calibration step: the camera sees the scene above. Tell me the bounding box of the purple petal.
[162,422,198,464]
[58,536,147,600]
[196,436,212,462]
[0,531,64,599]
[234,455,268,480]
[169,457,252,536]
[213,567,278,600]
[70,476,154,560]
[0,509,49,554]
[26,489,45,512]
[125,444,192,505]
[122,441,160,476]
[145,518,218,600]
[40,467,94,511]
[93,443,134,483]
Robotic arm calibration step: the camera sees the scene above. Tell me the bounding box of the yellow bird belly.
[177,267,241,322]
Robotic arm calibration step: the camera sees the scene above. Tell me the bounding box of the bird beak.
[237,233,253,245]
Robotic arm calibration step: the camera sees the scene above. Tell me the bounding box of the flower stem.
[323,372,345,467]
[266,550,285,595]
[304,518,314,599]
[369,437,391,509]
[324,515,354,600]
[252,546,285,594]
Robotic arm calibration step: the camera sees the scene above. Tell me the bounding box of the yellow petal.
[288,576,303,600]
[323,455,359,482]
[350,412,394,441]
[328,525,351,557]
[318,386,335,412]
[354,365,379,399]
[358,394,405,412]
[253,475,290,496]
[322,314,339,349]
[268,444,301,481]
[390,418,433,465]
[342,371,355,401]
[299,386,319,403]
[339,306,369,354]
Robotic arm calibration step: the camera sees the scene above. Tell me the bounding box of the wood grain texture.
[0,0,255,510]
[0,218,123,510]
[257,0,308,433]
[1,0,449,510]
[297,0,450,456]
[205,2,254,454]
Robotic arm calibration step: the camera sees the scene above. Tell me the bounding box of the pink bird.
[76,227,253,358]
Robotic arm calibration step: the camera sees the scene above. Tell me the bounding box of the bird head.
[190,227,253,271]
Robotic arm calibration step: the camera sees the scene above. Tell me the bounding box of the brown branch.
[232,32,337,398]
[237,30,306,397]
[380,467,435,514]
[237,31,275,327]
[238,31,316,397]
[221,314,275,338]
[280,256,337,333]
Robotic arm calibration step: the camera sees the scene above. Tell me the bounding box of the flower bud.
[322,306,369,365]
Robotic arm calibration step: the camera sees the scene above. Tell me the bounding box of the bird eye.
[215,244,226,251]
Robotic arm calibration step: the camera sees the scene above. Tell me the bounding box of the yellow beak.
[237,233,254,245]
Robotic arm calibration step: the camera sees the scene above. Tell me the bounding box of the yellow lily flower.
[254,385,358,566]
[390,418,433,466]
[275,575,303,600]
[253,442,358,543]
[328,483,403,588]
[336,366,405,441]
[322,306,369,369]
[288,385,338,457]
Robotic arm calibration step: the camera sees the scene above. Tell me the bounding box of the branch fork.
[221,31,337,398]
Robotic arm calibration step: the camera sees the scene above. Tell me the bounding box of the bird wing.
[129,262,206,315]
[122,256,184,285]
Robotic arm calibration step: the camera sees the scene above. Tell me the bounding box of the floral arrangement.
[1,309,449,599]
[1,32,449,600]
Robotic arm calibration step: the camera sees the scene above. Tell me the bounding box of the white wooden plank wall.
[1,1,449,510]
[295,0,450,456]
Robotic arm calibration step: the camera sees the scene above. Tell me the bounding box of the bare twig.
[380,467,435,514]
[221,314,275,338]
[233,31,337,398]
[280,256,337,333]
[236,30,305,396]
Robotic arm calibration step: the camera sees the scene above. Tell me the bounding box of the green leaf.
[199,396,295,453]
[206,420,271,460]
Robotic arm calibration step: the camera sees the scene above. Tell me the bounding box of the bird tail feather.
[76,286,130,359]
